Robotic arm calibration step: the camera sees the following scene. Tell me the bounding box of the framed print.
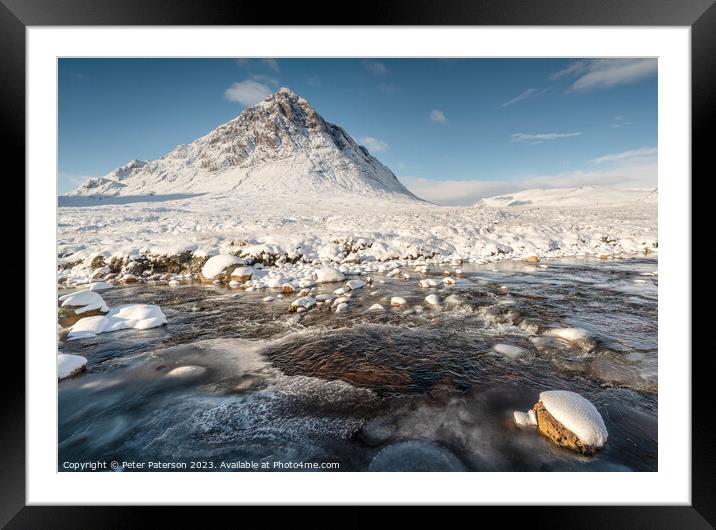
[7,0,714,525]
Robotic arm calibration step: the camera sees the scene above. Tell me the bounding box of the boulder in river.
[58,353,87,380]
[533,390,608,455]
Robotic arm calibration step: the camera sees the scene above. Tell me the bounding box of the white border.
[27,27,690,505]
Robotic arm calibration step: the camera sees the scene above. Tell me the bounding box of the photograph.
[55,57,659,473]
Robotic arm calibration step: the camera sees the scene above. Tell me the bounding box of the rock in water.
[165,365,207,378]
[58,353,88,380]
[533,390,608,454]
[368,441,466,471]
[315,266,345,283]
[345,279,366,290]
[201,254,243,280]
[424,294,440,306]
[543,327,598,352]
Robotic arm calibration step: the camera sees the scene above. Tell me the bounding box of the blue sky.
[58,58,657,204]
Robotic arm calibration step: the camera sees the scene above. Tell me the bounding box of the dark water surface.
[58,257,658,471]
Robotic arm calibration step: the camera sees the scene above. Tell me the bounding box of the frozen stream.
[58,257,658,472]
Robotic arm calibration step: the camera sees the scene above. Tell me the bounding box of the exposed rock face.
[533,401,596,455]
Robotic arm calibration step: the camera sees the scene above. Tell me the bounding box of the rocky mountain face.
[68,88,420,202]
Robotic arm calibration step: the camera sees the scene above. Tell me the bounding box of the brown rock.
[57,307,106,328]
[533,401,595,455]
[523,255,540,263]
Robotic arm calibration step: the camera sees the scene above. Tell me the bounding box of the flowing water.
[58,257,658,472]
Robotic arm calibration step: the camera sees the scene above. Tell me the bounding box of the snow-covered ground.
[57,89,656,286]
[477,186,657,208]
[57,190,657,286]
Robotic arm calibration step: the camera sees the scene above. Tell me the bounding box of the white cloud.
[549,61,587,81]
[402,177,519,206]
[363,60,389,75]
[587,146,657,164]
[501,88,538,107]
[401,150,656,206]
[556,59,657,91]
[429,109,447,123]
[610,116,633,128]
[358,137,389,153]
[224,78,275,105]
[261,58,280,72]
[511,132,582,143]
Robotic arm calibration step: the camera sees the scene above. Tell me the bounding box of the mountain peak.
[69,88,420,202]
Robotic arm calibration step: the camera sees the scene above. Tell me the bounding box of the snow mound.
[201,254,243,279]
[67,304,167,340]
[513,409,537,428]
[315,266,345,283]
[57,353,88,380]
[59,289,109,314]
[539,390,608,448]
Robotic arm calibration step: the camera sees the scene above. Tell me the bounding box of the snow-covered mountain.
[477,186,658,208]
[68,88,420,202]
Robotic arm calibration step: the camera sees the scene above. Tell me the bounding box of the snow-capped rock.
[166,365,207,378]
[534,390,608,454]
[201,254,243,280]
[67,304,167,340]
[345,279,366,290]
[59,290,109,314]
[390,296,407,307]
[58,353,88,380]
[315,266,345,283]
[424,294,440,306]
[543,327,597,351]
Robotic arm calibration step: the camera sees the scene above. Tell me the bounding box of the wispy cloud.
[363,60,389,76]
[610,116,632,128]
[224,77,277,105]
[553,59,657,91]
[429,109,447,124]
[358,137,389,153]
[511,132,582,144]
[587,146,657,164]
[261,58,280,72]
[549,61,587,81]
[501,88,538,107]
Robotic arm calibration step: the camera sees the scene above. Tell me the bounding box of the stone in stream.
[165,365,207,378]
[315,266,345,283]
[542,327,598,352]
[532,390,608,455]
[57,353,88,380]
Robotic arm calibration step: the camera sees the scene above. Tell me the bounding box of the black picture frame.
[6,0,712,526]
